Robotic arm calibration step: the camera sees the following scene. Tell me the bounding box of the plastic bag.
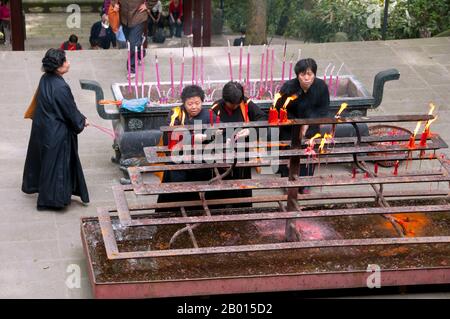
[108,4,120,33]
[24,88,39,119]
[121,98,148,112]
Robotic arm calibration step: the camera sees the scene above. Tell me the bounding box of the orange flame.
[272,93,282,108]
[412,121,422,137]
[335,102,348,118]
[424,116,437,130]
[384,213,430,237]
[428,103,435,115]
[282,95,298,109]
[309,133,321,148]
[318,133,333,153]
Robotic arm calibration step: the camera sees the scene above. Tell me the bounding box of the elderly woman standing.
[22,48,90,210]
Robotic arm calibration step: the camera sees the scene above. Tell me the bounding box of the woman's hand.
[84,118,90,127]
[193,133,207,144]
[234,128,250,141]
[177,18,182,25]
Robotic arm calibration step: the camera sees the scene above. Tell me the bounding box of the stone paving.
[0,19,449,298]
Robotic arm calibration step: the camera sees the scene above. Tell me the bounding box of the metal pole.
[10,0,25,50]
[382,0,389,40]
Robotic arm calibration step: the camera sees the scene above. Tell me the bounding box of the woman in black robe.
[156,85,216,211]
[22,48,90,210]
[210,81,267,208]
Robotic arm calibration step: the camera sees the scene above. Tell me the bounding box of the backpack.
[153,28,165,43]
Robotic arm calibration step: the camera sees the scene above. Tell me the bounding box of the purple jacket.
[103,0,112,14]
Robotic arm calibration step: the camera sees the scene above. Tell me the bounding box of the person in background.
[233,28,246,46]
[113,0,157,77]
[89,14,117,49]
[0,0,11,45]
[60,34,82,51]
[148,0,163,39]
[168,0,183,38]
[22,48,90,210]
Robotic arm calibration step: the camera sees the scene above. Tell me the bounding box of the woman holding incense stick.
[275,58,330,194]
[22,49,90,210]
[156,85,217,212]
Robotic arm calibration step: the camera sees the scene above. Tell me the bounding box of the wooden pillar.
[183,0,192,36]
[10,0,25,51]
[202,0,211,47]
[192,0,202,47]
[382,0,390,40]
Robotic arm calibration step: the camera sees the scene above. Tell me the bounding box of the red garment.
[0,5,10,19]
[169,0,183,18]
[60,42,82,51]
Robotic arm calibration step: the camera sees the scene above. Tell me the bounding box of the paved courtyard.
[0,28,449,298]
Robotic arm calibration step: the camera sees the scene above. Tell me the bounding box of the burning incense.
[141,45,144,98]
[281,42,287,84]
[170,52,175,97]
[134,46,139,98]
[334,63,344,97]
[127,42,131,94]
[227,40,233,81]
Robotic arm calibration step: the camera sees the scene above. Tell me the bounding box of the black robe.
[22,73,89,209]
[276,77,330,178]
[156,107,215,211]
[210,99,267,208]
[277,77,330,140]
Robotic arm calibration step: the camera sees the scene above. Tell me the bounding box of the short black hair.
[69,34,78,43]
[294,58,318,76]
[181,85,205,103]
[222,81,244,105]
[42,48,66,73]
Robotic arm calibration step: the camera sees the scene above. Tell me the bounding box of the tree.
[246,0,267,45]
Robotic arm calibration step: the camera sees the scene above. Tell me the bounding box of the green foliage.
[387,0,450,39]
[213,0,450,42]
[285,0,382,42]
[212,0,248,33]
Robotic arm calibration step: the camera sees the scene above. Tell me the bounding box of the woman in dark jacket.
[276,58,330,193]
[22,48,90,210]
[210,81,267,208]
[156,85,216,211]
